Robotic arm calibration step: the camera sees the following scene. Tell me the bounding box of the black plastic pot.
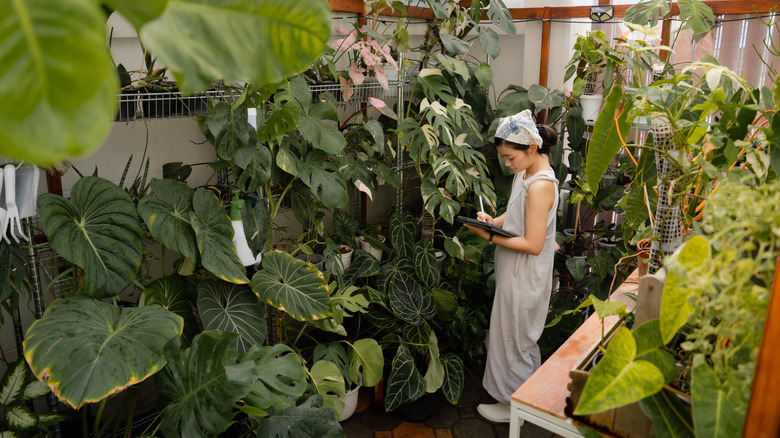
[396,392,437,422]
[115,89,139,121]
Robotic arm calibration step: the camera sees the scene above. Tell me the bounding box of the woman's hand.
[463,223,490,241]
[477,211,494,224]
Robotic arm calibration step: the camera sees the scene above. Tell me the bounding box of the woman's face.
[496,143,533,173]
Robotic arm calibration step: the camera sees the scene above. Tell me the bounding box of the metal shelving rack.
[115,87,238,121]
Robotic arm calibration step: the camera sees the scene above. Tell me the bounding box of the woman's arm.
[464,180,555,255]
[477,211,506,228]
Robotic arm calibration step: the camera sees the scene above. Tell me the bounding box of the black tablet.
[456,216,518,238]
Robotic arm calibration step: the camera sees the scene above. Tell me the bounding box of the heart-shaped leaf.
[251,251,331,322]
[138,179,198,263]
[189,188,249,284]
[24,296,183,409]
[140,275,200,346]
[242,199,271,256]
[140,0,331,93]
[1,0,116,166]
[243,344,307,413]
[384,344,424,412]
[155,331,256,438]
[390,213,416,259]
[38,177,144,298]
[661,236,710,343]
[254,394,343,437]
[388,271,435,325]
[691,358,743,438]
[342,250,382,287]
[413,239,440,290]
[197,279,267,354]
[441,353,465,404]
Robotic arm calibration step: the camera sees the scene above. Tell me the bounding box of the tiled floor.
[340,368,557,438]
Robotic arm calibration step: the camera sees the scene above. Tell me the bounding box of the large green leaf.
[254,395,344,438]
[574,327,665,415]
[691,359,743,438]
[155,331,255,438]
[413,240,440,290]
[441,353,465,405]
[0,361,27,407]
[423,332,444,393]
[251,250,331,321]
[300,103,346,155]
[639,388,694,438]
[342,250,382,287]
[384,344,424,412]
[347,339,383,388]
[24,296,183,409]
[390,213,416,259]
[243,199,271,256]
[189,188,249,284]
[243,344,307,413]
[388,271,436,325]
[38,176,144,298]
[661,236,710,343]
[138,179,198,263]
[141,0,331,93]
[586,87,633,194]
[633,320,677,383]
[297,150,349,208]
[197,279,266,354]
[140,275,199,345]
[1,0,116,166]
[478,26,501,58]
[309,360,345,420]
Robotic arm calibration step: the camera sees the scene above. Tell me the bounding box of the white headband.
[495,109,542,147]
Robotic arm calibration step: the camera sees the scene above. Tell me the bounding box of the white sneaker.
[477,402,511,423]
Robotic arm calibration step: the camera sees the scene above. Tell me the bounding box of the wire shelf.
[115,88,238,121]
[310,79,412,106]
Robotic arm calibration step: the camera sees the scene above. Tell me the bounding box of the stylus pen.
[479,196,485,221]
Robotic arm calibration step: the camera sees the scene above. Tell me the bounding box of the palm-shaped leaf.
[197,279,266,354]
[441,353,465,404]
[254,395,344,438]
[251,251,331,322]
[137,179,198,263]
[413,240,440,289]
[384,344,424,412]
[189,188,249,284]
[388,271,435,325]
[24,296,183,409]
[243,344,307,413]
[140,275,200,346]
[38,176,143,298]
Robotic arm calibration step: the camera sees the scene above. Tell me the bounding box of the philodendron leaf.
[441,353,465,405]
[1,0,116,167]
[103,0,168,29]
[141,0,331,93]
[413,239,440,290]
[189,188,249,284]
[388,271,436,325]
[140,274,200,346]
[138,179,198,263]
[242,199,271,256]
[348,339,383,388]
[197,279,266,354]
[38,176,144,298]
[586,86,633,195]
[639,388,694,438]
[691,357,743,438]
[633,320,677,383]
[155,331,256,438]
[423,332,444,393]
[385,344,424,412]
[661,236,710,343]
[243,344,307,413]
[574,327,665,415]
[24,296,183,409]
[255,395,343,438]
[309,360,345,420]
[252,251,331,322]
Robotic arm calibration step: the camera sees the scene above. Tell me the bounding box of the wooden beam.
[742,253,780,438]
[328,0,363,14]
[539,7,551,87]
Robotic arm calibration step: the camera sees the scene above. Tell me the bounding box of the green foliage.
[197,280,267,353]
[138,179,199,263]
[140,274,201,345]
[254,395,344,438]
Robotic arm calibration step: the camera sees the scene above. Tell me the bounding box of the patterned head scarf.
[495,109,542,147]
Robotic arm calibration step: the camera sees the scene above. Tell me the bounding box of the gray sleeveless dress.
[483,169,559,404]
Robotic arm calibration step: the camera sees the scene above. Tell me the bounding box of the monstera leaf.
[413,239,439,290]
[155,331,256,438]
[243,344,308,413]
[137,179,198,263]
[140,274,200,345]
[347,338,383,388]
[38,176,144,298]
[251,251,331,322]
[189,188,249,284]
[197,279,266,354]
[297,149,349,208]
[308,360,345,420]
[388,271,436,325]
[1,0,116,166]
[23,296,183,409]
[384,344,425,412]
[255,395,343,438]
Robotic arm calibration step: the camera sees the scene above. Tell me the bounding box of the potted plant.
[564,31,621,122]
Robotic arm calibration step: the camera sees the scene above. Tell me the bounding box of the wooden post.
[538,7,551,87]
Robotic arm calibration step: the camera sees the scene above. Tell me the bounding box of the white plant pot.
[339,385,360,421]
[295,253,325,271]
[580,94,604,123]
[358,235,385,261]
[327,245,353,274]
[435,250,446,271]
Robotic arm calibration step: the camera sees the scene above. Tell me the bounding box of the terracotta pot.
[636,238,651,277]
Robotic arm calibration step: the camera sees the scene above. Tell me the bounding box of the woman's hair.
[496,124,557,154]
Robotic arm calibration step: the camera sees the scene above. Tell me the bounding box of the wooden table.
[509,279,639,438]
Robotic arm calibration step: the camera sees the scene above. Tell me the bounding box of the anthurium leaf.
[189,188,249,284]
[243,344,307,413]
[155,331,255,438]
[254,395,343,438]
[403,322,433,352]
[297,150,349,208]
[691,358,743,438]
[661,236,710,343]
[138,179,199,263]
[309,360,345,420]
[24,296,183,409]
[639,388,694,438]
[441,353,465,405]
[242,199,271,256]
[1,0,116,167]
[140,0,331,93]
[140,275,200,346]
[390,213,416,259]
[251,250,331,322]
[38,176,144,298]
[388,271,436,325]
[566,256,589,282]
[342,250,382,287]
[413,239,440,290]
[586,86,633,195]
[5,405,36,432]
[574,327,665,415]
[432,287,458,314]
[0,361,28,406]
[385,344,425,412]
[103,0,168,29]
[197,280,267,354]
[348,338,383,388]
[423,332,444,393]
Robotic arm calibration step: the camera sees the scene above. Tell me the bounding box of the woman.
[463,109,559,423]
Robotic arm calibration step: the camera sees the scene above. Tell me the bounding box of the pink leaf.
[348,63,366,85]
[368,97,398,121]
[374,64,389,90]
[339,76,354,102]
